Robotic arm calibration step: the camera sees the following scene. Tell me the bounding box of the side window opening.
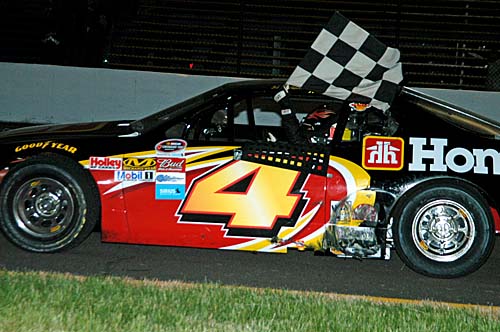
[183,100,231,142]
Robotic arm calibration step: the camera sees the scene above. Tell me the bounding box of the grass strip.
[0,269,499,332]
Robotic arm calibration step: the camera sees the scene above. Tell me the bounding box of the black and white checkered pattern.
[286,11,403,112]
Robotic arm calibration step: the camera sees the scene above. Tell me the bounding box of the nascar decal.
[15,141,77,154]
[178,160,307,238]
[155,139,187,156]
[362,136,404,171]
[409,137,499,175]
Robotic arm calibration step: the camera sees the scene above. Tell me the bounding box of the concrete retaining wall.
[0,62,498,124]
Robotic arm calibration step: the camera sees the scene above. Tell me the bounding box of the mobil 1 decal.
[155,139,187,200]
[177,160,307,238]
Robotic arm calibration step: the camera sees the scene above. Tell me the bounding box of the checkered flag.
[286,11,403,112]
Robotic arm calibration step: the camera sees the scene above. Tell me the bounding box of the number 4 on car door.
[179,160,306,236]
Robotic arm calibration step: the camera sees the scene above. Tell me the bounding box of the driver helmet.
[300,105,339,143]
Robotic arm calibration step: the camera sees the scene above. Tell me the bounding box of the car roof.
[135,78,499,139]
[401,87,500,138]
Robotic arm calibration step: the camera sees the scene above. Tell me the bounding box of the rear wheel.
[0,154,99,252]
[393,182,495,278]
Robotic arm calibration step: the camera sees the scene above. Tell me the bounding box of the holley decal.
[88,157,122,170]
[14,141,78,154]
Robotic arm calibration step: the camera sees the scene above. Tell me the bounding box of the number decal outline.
[178,160,308,238]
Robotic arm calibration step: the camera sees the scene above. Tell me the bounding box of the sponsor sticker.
[122,157,156,170]
[362,136,404,171]
[157,157,185,172]
[155,139,187,156]
[89,157,122,170]
[155,184,185,200]
[15,141,77,154]
[156,172,186,184]
[408,137,499,175]
[155,171,186,200]
[115,170,155,182]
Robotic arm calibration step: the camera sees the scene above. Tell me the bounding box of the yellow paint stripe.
[187,156,233,170]
[231,239,275,252]
[121,150,156,158]
[277,207,315,239]
[320,292,500,313]
[330,156,370,189]
[185,146,239,164]
[231,206,318,252]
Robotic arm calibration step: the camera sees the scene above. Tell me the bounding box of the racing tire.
[392,181,495,278]
[0,153,100,253]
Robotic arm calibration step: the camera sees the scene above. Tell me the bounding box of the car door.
[121,89,331,253]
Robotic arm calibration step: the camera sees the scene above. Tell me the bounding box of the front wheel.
[0,154,100,252]
[393,182,495,278]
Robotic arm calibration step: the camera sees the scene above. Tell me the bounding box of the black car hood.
[0,120,136,142]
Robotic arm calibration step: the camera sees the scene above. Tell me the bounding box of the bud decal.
[157,158,186,172]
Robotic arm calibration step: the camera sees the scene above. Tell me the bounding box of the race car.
[0,79,498,278]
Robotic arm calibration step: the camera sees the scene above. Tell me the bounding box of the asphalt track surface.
[1,231,500,307]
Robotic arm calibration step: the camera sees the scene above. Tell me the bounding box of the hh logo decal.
[179,160,307,238]
[362,136,404,171]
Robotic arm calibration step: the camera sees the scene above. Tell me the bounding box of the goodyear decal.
[14,141,77,154]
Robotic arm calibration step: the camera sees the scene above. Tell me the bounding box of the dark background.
[1,0,500,90]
